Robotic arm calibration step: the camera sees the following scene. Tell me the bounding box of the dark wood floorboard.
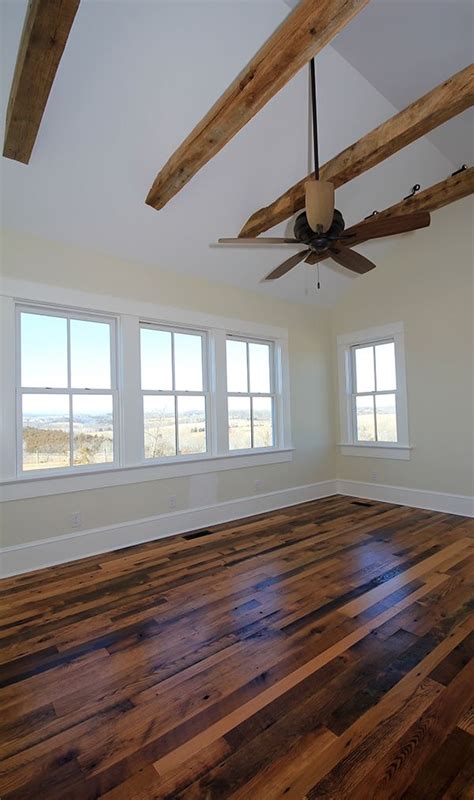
[0,494,473,799]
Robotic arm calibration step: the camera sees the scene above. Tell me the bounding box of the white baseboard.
[2,478,472,578]
[0,480,337,577]
[337,479,474,518]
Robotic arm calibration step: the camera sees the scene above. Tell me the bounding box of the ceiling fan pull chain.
[317,262,321,290]
[309,58,319,179]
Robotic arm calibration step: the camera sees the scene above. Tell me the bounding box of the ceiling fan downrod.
[305,58,334,233]
[309,57,319,180]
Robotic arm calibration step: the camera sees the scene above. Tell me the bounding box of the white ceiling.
[329,0,474,167]
[0,0,470,307]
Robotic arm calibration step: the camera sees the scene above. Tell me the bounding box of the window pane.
[177,396,206,454]
[356,395,375,441]
[249,343,271,393]
[228,396,251,450]
[252,397,273,447]
[21,313,67,388]
[355,346,375,393]
[141,328,172,390]
[143,395,176,458]
[375,342,396,391]
[70,319,111,389]
[73,395,114,466]
[174,333,203,391]
[22,394,70,471]
[226,340,248,393]
[376,393,397,442]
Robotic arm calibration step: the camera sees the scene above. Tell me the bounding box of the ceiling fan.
[218,59,431,281]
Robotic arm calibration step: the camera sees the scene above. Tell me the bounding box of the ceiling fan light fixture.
[305,179,335,233]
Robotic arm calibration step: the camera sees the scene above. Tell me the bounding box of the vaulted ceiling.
[1,0,471,306]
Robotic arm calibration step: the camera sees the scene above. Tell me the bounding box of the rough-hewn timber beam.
[240,65,474,238]
[146,0,371,211]
[3,0,80,164]
[305,167,474,264]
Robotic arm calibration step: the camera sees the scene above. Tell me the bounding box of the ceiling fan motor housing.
[294,209,345,253]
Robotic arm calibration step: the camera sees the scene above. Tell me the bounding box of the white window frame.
[15,304,119,478]
[0,280,293,500]
[140,322,209,461]
[336,322,411,460]
[226,334,277,452]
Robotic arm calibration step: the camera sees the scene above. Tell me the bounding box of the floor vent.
[182,529,215,541]
[351,500,374,507]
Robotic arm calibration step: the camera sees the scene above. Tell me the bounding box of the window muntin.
[140,324,208,459]
[18,308,117,473]
[226,337,275,450]
[352,340,398,443]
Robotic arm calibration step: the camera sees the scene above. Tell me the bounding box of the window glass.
[249,343,271,393]
[73,395,114,465]
[174,333,203,391]
[21,313,67,388]
[143,395,176,458]
[228,396,251,450]
[70,319,111,389]
[226,340,248,393]
[22,394,70,471]
[253,397,273,447]
[356,395,375,441]
[141,328,172,391]
[375,393,397,442]
[355,346,375,393]
[375,342,396,391]
[177,395,206,454]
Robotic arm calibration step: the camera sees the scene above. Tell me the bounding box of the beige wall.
[332,197,474,496]
[1,197,473,552]
[0,228,335,547]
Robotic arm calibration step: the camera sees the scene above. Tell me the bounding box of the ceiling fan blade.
[218,237,301,245]
[329,244,376,274]
[346,212,431,243]
[305,179,334,232]
[263,249,311,281]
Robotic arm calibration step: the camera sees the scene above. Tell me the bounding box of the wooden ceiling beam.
[3,0,80,164]
[240,64,474,238]
[305,167,474,264]
[146,0,371,211]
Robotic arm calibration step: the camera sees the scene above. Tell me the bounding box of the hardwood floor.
[0,494,473,799]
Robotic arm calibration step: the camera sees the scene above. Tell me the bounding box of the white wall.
[332,197,474,497]
[0,228,335,550]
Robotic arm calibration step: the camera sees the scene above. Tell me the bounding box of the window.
[141,324,208,459]
[352,340,397,442]
[226,337,275,450]
[18,307,117,473]
[337,322,410,459]
[2,287,291,493]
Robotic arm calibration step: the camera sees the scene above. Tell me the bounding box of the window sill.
[0,447,294,501]
[338,443,412,461]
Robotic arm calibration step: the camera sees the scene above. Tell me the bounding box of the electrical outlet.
[169,494,177,510]
[71,511,82,529]
[254,479,263,493]
[370,471,378,482]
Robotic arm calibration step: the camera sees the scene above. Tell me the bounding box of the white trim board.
[0,480,337,577]
[337,479,474,518]
[2,478,472,577]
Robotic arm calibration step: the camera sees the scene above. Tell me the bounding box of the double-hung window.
[226,336,275,450]
[337,322,410,459]
[140,324,208,459]
[18,306,117,473]
[352,340,398,442]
